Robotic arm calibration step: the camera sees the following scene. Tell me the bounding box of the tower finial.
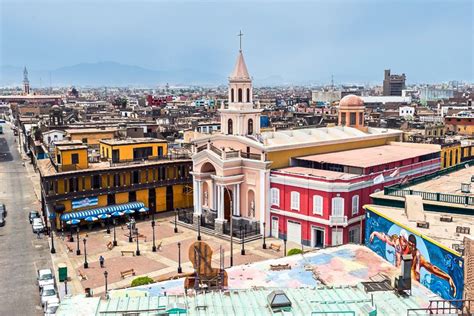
[238,30,243,52]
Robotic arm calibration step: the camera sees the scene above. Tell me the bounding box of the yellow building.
[38,138,192,227]
[441,142,462,169]
[66,128,119,146]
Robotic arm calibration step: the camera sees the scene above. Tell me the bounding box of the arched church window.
[248,119,253,135]
[246,88,250,102]
[238,88,242,102]
[228,119,233,134]
[231,88,235,103]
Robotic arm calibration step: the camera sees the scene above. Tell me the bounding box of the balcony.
[329,215,348,226]
[196,144,264,161]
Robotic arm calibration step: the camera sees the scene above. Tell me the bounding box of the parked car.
[37,268,55,290]
[32,218,45,233]
[44,297,59,316]
[0,204,5,227]
[40,284,58,307]
[29,210,40,224]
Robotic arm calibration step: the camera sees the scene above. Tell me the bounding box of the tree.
[287,248,303,256]
[113,97,128,109]
[130,276,154,287]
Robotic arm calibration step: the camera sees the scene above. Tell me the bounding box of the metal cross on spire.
[238,30,243,52]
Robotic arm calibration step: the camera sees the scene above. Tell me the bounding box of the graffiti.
[365,209,464,301]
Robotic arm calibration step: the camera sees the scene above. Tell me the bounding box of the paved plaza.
[51,215,286,297]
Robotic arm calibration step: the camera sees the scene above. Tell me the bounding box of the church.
[190,46,440,246]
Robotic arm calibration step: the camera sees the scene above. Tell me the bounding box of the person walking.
[99,255,105,268]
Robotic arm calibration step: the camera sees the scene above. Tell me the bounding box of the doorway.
[223,188,232,221]
[312,227,325,248]
[271,217,279,238]
[331,228,343,246]
[166,185,173,211]
[148,188,156,213]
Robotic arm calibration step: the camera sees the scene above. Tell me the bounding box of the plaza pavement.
[51,215,287,297]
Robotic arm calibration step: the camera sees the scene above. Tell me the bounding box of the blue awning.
[61,202,145,221]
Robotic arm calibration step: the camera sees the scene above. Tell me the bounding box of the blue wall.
[365,209,464,302]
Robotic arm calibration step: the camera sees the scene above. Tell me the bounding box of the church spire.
[23,66,30,95]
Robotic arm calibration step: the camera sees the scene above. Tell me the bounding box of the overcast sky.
[1,0,473,84]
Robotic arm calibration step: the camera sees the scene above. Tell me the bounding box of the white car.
[40,284,58,307]
[44,297,59,316]
[37,268,54,290]
[32,218,44,233]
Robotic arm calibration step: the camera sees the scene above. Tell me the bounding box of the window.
[228,119,233,134]
[71,153,79,164]
[313,195,323,215]
[82,138,88,144]
[351,195,359,215]
[350,112,356,125]
[129,191,136,202]
[359,113,363,125]
[331,197,344,216]
[291,191,300,211]
[248,119,253,135]
[341,113,346,125]
[349,226,360,244]
[132,170,140,184]
[246,88,250,102]
[238,88,242,102]
[231,88,234,102]
[270,188,280,207]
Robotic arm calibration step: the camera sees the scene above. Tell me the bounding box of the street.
[0,123,52,316]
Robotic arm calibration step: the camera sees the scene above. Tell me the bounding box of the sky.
[1,0,473,84]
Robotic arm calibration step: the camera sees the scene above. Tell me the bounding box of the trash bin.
[58,263,67,282]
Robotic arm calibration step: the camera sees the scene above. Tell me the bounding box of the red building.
[146,95,173,107]
[269,144,440,248]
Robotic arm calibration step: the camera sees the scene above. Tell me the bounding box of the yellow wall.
[70,132,115,145]
[172,184,193,209]
[441,145,461,169]
[268,137,398,169]
[57,148,88,169]
[156,187,167,211]
[136,189,148,207]
[99,142,168,161]
[115,192,129,204]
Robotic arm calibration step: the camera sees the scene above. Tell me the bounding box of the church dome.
[339,94,364,107]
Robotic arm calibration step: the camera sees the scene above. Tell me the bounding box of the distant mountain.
[0,62,226,87]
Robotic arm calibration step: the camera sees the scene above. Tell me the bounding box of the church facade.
[190,48,439,244]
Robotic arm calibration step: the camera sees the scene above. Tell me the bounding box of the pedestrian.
[37,231,41,239]
[99,255,105,268]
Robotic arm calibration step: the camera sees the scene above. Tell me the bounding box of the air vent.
[417,221,430,229]
[461,183,471,193]
[456,226,470,234]
[440,215,453,222]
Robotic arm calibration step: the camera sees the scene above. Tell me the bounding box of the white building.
[399,106,415,119]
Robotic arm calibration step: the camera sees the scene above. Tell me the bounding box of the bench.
[106,241,114,250]
[121,250,135,256]
[269,243,281,252]
[137,234,147,242]
[78,269,87,280]
[66,245,74,253]
[270,263,291,271]
[120,269,136,279]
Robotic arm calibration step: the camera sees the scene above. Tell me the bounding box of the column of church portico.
[235,184,240,216]
[215,184,226,234]
[192,179,202,229]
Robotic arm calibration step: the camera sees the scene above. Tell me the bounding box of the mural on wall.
[72,196,98,209]
[365,208,464,301]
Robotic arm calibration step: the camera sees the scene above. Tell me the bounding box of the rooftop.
[364,204,472,253]
[100,138,166,146]
[53,140,83,146]
[259,126,402,151]
[57,145,88,151]
[407,165,474,197]
[295,143,439,168]
[66,128,118,134]
[274,166,359,181]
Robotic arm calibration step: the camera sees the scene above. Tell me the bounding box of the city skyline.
[1,0,473,86]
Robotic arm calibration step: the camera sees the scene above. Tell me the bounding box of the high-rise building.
[383,69,406,96]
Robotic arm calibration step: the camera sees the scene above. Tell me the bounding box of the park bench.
[269,243,281,252]
[106,241,114,250]
[78,269,87,280]
[270,263,291,271]
[137,234,147,242]
[121,250,135,256]
[66,245,74,253]
[120,269,136,279]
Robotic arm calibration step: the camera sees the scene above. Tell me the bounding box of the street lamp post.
[106,219,110,235]
[135,228,140,256]
[283,237,287,257]
[128,219,133,243]
[104,271,108,295]
[69,225,74,242]
[151,219,156,252]
[83,238,88,268]
[177,242,182,274]
[76,227,81,255]
[64,279,68,295]
[50,219,56,254]
[197,214,201,241]
[112,219,117,247]
[262,222,267,249]
[240,224,246,255]
[229,199,233,267]
[174,208,178,233]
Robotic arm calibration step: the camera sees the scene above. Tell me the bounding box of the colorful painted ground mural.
[365,208,464,302]
[110,244,438,307]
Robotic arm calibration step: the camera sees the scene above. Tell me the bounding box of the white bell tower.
[220,31,261,136]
